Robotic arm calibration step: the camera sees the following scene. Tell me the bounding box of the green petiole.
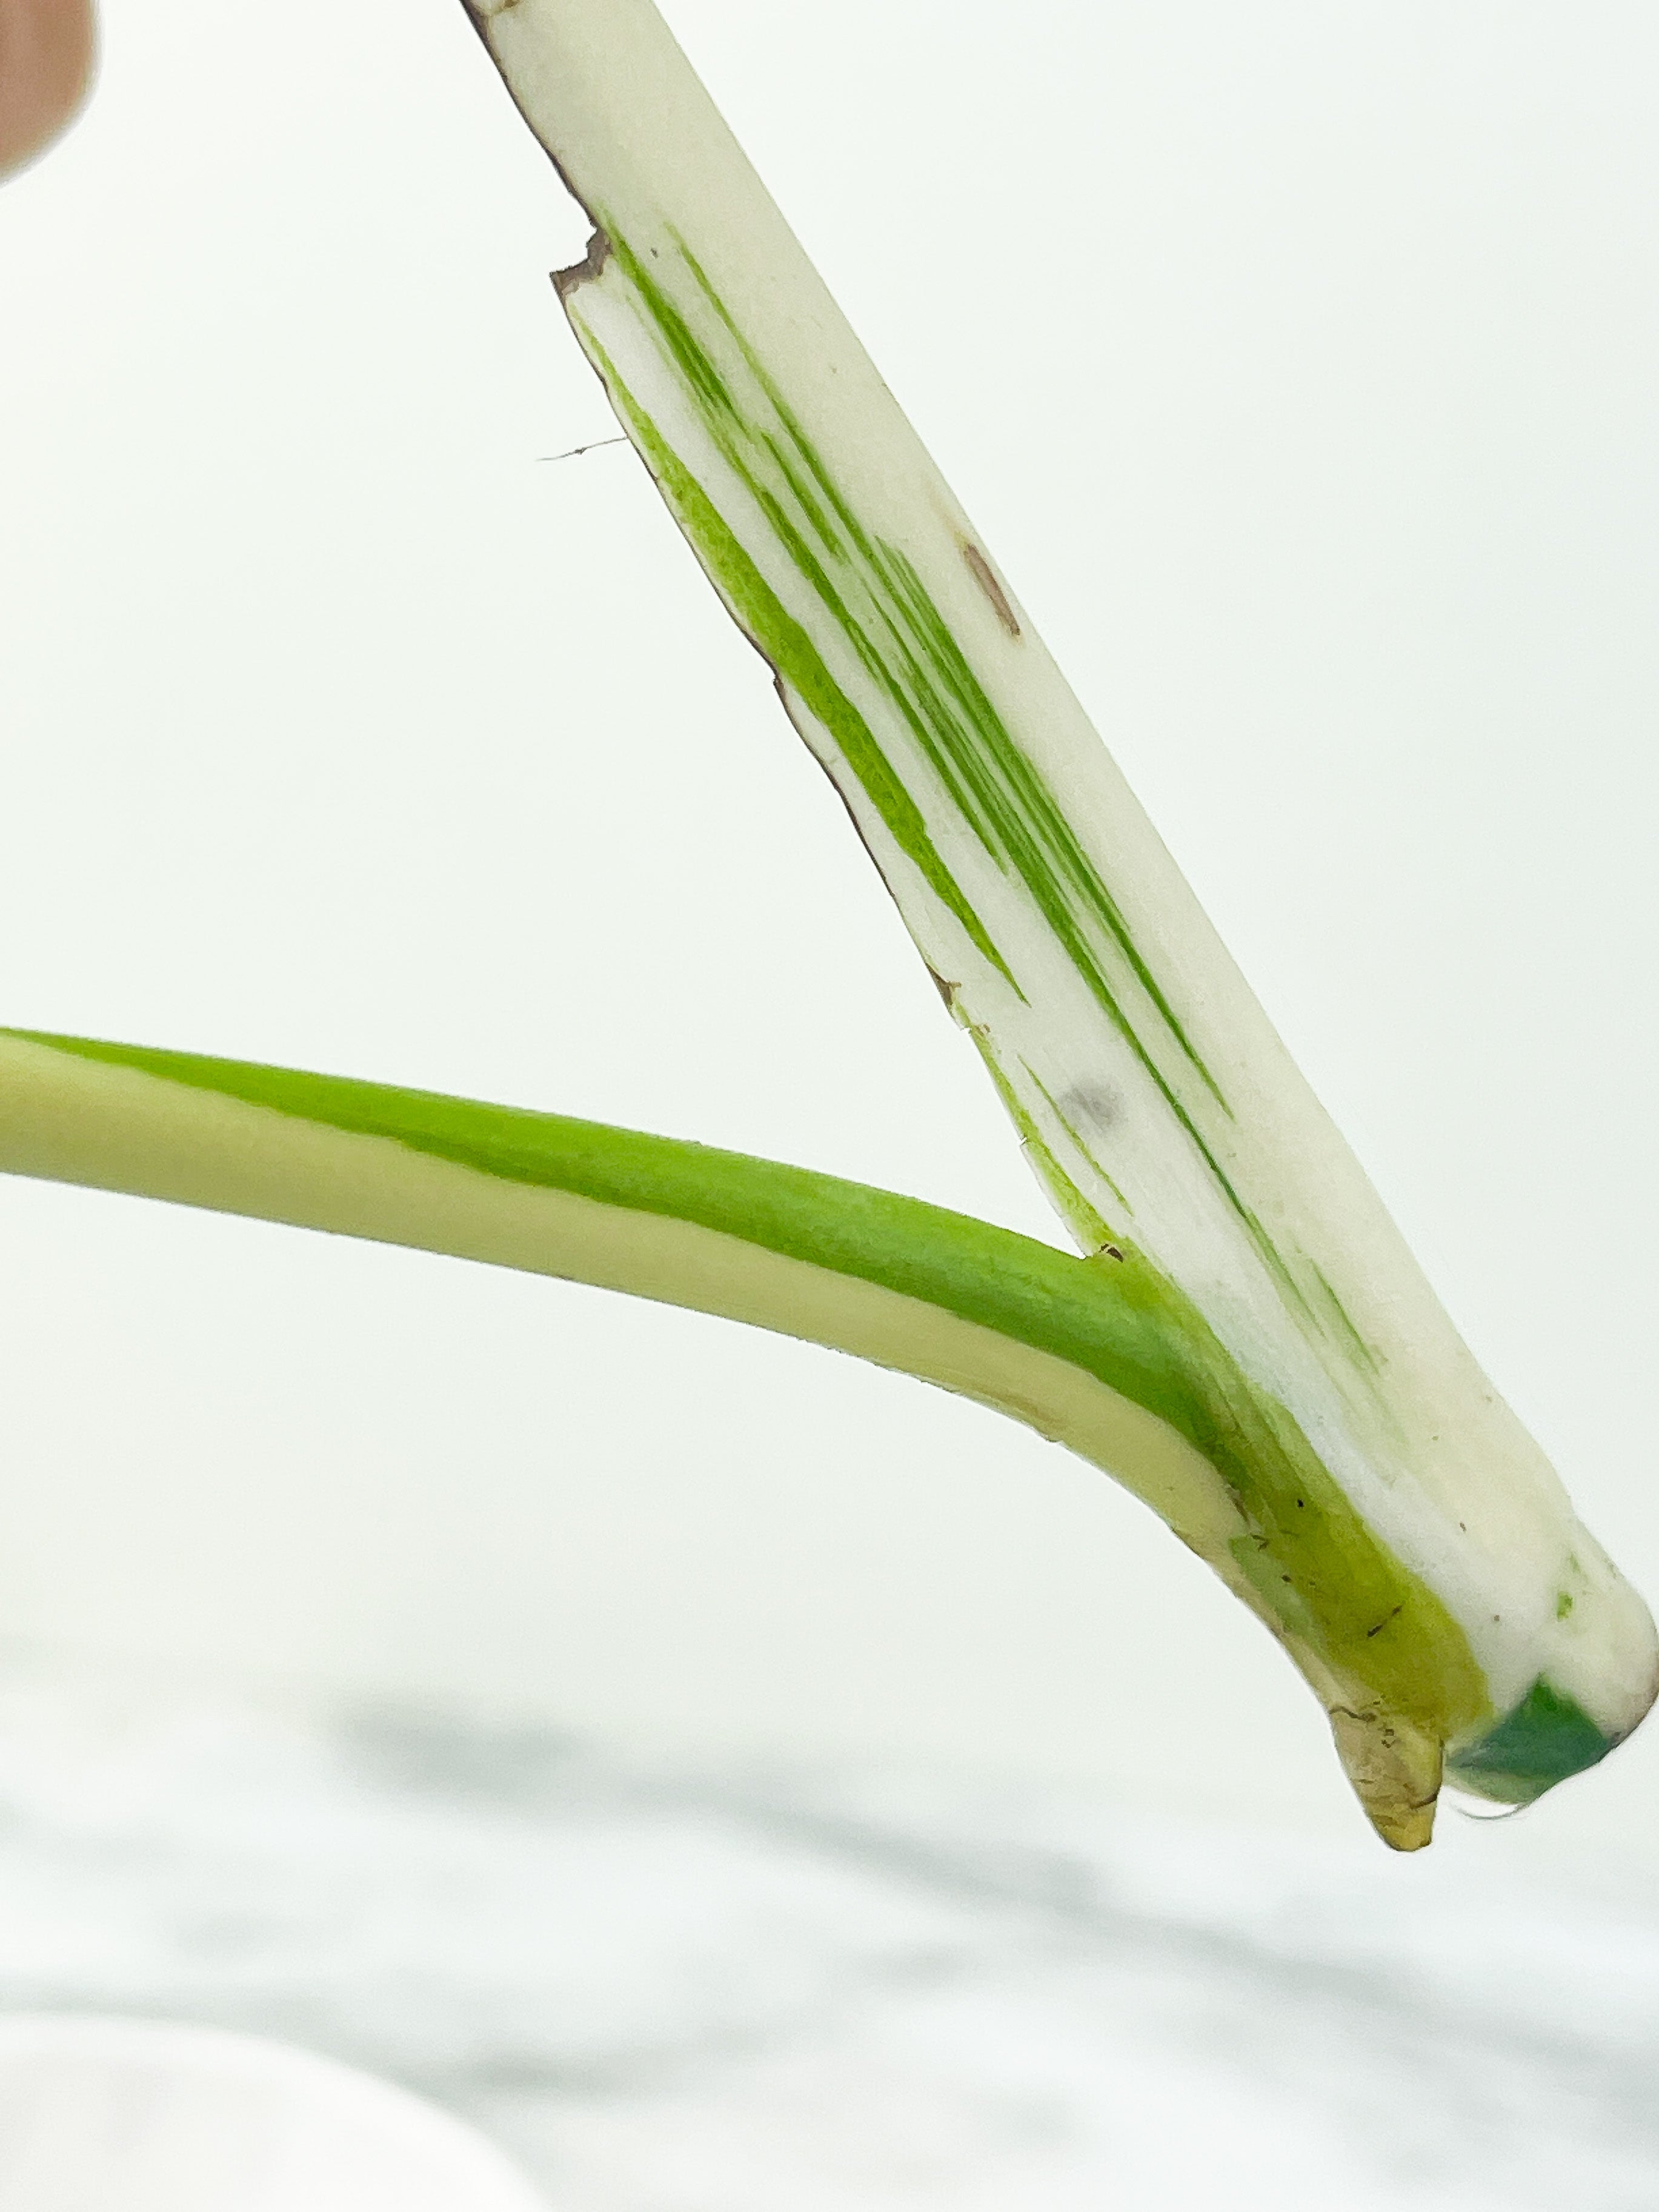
[0,1027,1642,1845]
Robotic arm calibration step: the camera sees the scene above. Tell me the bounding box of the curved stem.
[6,1026,1623,1845]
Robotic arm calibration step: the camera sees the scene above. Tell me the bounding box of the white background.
[2,0,1657,1859]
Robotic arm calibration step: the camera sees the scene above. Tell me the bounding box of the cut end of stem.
[1328,1708,1443,1853]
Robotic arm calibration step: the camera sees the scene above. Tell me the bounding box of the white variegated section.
[462,0,1657,1745]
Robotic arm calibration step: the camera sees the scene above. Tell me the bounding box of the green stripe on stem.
[1,1025,1496,1845]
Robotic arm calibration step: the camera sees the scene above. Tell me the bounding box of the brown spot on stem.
[962,543,1021,638]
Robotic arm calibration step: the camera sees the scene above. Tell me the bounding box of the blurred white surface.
[0,1654,1652,2211]
[0,2016,545,2211]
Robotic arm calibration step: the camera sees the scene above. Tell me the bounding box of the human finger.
[0,0,94,179]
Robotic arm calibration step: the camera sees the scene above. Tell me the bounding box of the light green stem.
[0,1028,1641,1842]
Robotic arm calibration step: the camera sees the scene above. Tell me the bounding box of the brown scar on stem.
[924,964,961,1011]
[555,228,614,302]
[962,544,1021,639]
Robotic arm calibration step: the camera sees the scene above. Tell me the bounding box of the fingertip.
[0,0,96,181]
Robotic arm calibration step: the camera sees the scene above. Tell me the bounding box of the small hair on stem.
[535,436,630,463]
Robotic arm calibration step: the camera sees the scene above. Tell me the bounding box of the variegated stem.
[459,0,1657,1838]
[0,1026,1644,1846]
